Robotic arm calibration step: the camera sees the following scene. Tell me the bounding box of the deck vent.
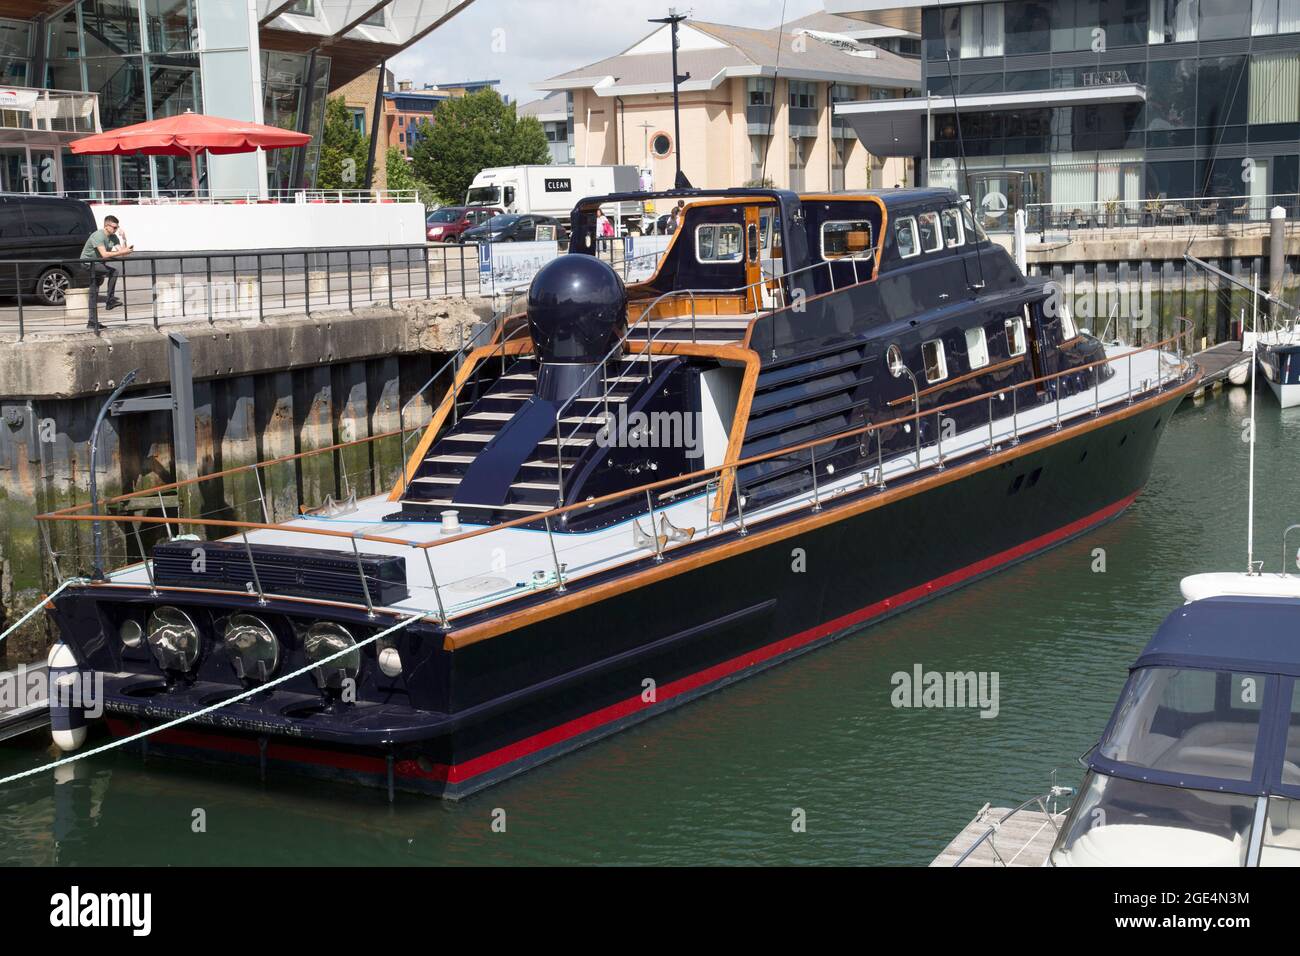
[151,540,409,607]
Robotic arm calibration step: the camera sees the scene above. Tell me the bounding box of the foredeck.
[100,344,1181,623]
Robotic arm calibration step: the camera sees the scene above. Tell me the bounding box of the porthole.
[651,132,673,158]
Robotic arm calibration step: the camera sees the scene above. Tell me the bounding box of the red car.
[426,206,503,243]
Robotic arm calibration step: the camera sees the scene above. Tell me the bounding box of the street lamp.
[887,344,921,471]
[649,9,692,189]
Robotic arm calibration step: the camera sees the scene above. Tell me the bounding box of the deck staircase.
[390,350,677,525]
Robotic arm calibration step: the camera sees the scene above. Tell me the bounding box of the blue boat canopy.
[1135,596,1300,677]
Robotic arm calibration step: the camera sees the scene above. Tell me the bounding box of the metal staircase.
[391,352,669,524]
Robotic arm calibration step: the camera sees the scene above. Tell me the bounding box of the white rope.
[0,578,87,647]
[0,611,425,787]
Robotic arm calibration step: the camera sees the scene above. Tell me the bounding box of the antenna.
[1248,271,1259,574]
[759,0,789,186]
[939,20,985,289]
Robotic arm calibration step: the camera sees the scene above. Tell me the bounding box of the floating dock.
[1188,341,1251,399]
[0,662,48,744]
[930,803,1065,867]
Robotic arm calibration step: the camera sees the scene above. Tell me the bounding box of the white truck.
[465,164,645,232]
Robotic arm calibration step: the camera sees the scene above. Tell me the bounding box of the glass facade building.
[0,0,341,198]
[835,0,1300,222]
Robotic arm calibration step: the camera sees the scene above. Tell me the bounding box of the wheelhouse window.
[895,216,920,258]
[821,220,874,260]
[917,211,943,253]
[940,208,965,248]
[1059,299,1079,340]
[965,326,989,369]
[1005,315,1028,356]
[696,222,744,263]
[922,338,948,383]
[1099,667,1267,782]
[960,204,986,242]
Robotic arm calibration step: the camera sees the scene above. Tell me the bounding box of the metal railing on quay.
[0,243,490,340]
[1024,193,1300,242]
[37,319,1197,626]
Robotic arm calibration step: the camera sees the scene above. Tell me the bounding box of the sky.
[390,0,827,107]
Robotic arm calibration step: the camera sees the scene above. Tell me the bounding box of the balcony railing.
[0,87,99,136]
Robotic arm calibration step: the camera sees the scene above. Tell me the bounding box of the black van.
[0,195,98,305]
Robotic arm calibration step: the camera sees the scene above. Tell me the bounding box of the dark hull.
[79,377,1192,798]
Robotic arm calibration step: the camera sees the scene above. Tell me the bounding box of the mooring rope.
[0,611,425,787]
[0,579,87,647]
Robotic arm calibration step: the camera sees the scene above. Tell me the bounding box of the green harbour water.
[2,384,1297,866]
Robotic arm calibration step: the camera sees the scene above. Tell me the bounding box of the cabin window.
[695,223,744,264]
[965,326,989,369]
[1059,299,1079,340]
[895,216,920,258]
[917,211,943,253]
[1005,316,1027,356]
[940,208,965,248]
[821,219,874,260]
[961,203,986,242]
[922,338,948,383]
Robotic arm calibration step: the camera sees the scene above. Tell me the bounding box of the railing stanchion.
[1093,364,1100,416]
[875,427,886,488]
[241,530,268,606]
[810,444,822,512]
[987,396,995,452]
[935,411,945,470]
[346,249,353,311]
[253,465,271,524]
[38,518,62,586]
[15,264,22,340]
[349,532,376,618]
[133,525,158,596]
[732,467,748,536]
[645,489,664,562]
[157,489,173,539]
[150,258,159,329]
[303,251,311,316]
[544,516,567,592]
[1126,351,1133,404]
[387,247,394,309]
[420,547,450,627]
[1054,377,1062,429]
[1010,388,1020,445]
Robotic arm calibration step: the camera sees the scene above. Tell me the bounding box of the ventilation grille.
[151,540,409,607]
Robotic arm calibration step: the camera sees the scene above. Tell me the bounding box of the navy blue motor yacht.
[39,187,1199,798]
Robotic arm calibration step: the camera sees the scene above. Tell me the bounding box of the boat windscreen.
[1051,772,1255,866]
[1099,666,1267,783]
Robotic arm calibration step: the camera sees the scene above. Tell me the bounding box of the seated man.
[80,215,134,329]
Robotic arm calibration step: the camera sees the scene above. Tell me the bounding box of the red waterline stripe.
[432,489,1142,784]
[106,491,1140,787]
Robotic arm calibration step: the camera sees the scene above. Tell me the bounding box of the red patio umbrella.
[70,110,312,198]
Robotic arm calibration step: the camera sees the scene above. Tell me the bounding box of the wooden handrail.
[39,321,1195,564]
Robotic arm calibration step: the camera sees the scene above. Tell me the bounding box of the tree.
[410,90,551,205]
[385,145,443,208]
[318,96,369,190]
